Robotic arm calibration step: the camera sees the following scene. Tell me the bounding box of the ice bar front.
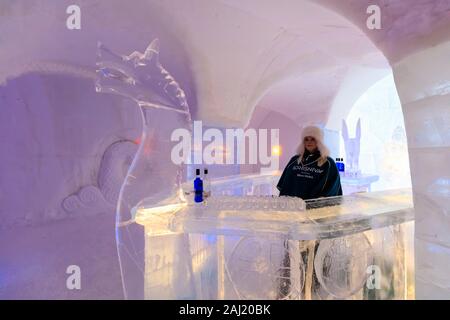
[135,184,414,300]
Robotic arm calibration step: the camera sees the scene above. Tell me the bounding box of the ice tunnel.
[1,0,449,300]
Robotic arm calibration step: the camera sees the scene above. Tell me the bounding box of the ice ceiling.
[2,0,449,128]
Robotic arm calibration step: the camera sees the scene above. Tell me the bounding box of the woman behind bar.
[276,125,342,299]
[277,125,342,199]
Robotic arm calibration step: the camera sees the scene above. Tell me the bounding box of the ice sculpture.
[342,119,361,175]
[96,39,192,299]
[136,185,414,300]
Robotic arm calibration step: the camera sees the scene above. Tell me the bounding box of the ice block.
[135,188,414,300]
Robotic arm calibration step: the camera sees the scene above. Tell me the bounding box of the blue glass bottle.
[340,158,346,173]
[336,158,345,173]
[194,168,203,203]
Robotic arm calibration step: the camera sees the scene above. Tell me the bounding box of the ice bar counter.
[133,175,414,300]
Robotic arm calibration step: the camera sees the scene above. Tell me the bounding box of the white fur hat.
[296,125,330,166]
[301,125,324,144]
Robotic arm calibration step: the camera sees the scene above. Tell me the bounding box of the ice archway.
[1,0,449,299]
[340,74,412,191]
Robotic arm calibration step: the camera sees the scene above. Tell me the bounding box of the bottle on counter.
[336,158,345,173]
[194,168,203,203]
[340,158,345,173]
[203,168,211,198]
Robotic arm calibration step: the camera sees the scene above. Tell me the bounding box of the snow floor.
[0,212,124,299]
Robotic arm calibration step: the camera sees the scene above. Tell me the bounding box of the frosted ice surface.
[96,39,193,299]
[136,188,414,239]
[135,187,414,299]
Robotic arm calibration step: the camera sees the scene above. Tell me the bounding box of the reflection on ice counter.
[134,173,414,300]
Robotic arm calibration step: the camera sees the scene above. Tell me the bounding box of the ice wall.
[0,0,195,228]
[0,73,141,228]
[393,41,450,299]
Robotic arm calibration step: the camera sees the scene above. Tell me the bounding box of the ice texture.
[135,187,414,299]
[341,119,361,175]
[393,40,450,299]
[96,39,193,299]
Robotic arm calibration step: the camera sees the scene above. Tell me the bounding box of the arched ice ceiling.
[1,0,449,128]
[145,0,391,127]
[316,0,450,64]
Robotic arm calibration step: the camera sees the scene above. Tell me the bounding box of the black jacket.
[277,150,342,200]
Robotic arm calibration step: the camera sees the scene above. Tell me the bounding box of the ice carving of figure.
[314,233,373,299]
[227,237,305,300]
[96,39,192,299]
[342,119,361,175]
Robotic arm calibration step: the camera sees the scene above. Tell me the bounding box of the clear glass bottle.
[203,168,211,198]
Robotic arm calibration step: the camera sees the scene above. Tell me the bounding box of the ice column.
[393,41,450,299]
